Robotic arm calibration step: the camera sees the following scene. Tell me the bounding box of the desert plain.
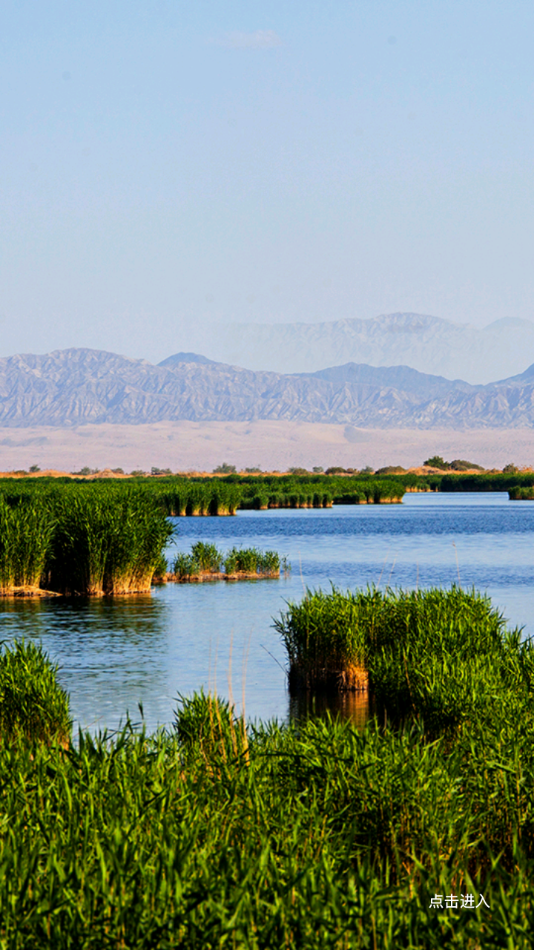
[0,420,532,473]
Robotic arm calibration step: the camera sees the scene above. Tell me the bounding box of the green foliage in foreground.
[0,683,533,947]
[2,608,534,947]
[0,640,70,745]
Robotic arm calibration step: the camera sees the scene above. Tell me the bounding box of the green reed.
[0,675,533,947]
[274,586,371,690]
[191,541,224,572]
[509,485,534,500]
[0,640,71,745]
[0,494,55,590]
[223,546,286,575]
[48,485,174,594]
[172,543,289,578]
[275,585,521,712]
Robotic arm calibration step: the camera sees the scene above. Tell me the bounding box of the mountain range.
[2,346,534,429]
[194,312,534,383]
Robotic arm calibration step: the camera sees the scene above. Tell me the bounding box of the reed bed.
[275,585,534,750]
[172,542,289,580]
[0,494,55,592]
[509,485,534,500]
[0,640,70,745]
[48,486,174,594]
[0,665,533,946]
[147,474,405,514]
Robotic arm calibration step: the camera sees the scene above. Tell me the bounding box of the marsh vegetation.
[0,484,173,596]
[1,612,533,947]
[276,586,521,735]
[172,541,289,581]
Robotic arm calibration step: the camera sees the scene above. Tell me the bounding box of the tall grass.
[0,494,54,591]
[48,486,174,594]
[0,641,71,745]
[275,585,516,721]
[0,675,533,945]
[274,586,370,691]
[172,543,289,579]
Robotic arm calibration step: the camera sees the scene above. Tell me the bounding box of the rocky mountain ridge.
[1,347,534,429]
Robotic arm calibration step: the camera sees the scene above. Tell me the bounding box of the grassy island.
[171,541,290,582]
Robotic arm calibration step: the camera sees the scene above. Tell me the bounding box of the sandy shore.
[0,421,533,472]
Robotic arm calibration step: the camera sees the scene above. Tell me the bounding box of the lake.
[1,492,534,733]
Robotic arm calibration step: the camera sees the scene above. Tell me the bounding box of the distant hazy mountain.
[159,352,216,367]
[2,346,534,429]
[196,312,534,384]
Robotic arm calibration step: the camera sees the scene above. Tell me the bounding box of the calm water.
[2,492,534,733]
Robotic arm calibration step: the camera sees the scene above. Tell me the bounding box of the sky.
[1,0,534,364]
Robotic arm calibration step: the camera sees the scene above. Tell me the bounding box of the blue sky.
[1,1,534,362]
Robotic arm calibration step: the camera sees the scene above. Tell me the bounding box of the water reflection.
[288,690,370,730]
[0,596,169,733]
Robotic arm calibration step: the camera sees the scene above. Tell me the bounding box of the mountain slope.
[1,346,534,429]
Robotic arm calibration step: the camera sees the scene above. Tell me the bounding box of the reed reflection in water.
[289,689,370,730]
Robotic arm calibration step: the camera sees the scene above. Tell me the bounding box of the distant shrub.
[288,467,309,476]
[213,463,236,474]
[312,466,324,473]
[449,459,484,472]
[423,456,449,470]
[29,464,40,473]
[503,463,519,474]
[73,467,99,477]
[374,466,406,475]
[424,457,484,472]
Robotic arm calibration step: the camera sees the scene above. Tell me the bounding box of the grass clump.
[275,585,516,730]
[274,587,371,691]
[223,546,288,576]
[174,689,248,762]
[191,541,224,572]
[172,542,223,578]
[509,486,534,500]
[48,486,174,594]
[0,495,55,592]
[0,640,71,746]
[172,543,289,580]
